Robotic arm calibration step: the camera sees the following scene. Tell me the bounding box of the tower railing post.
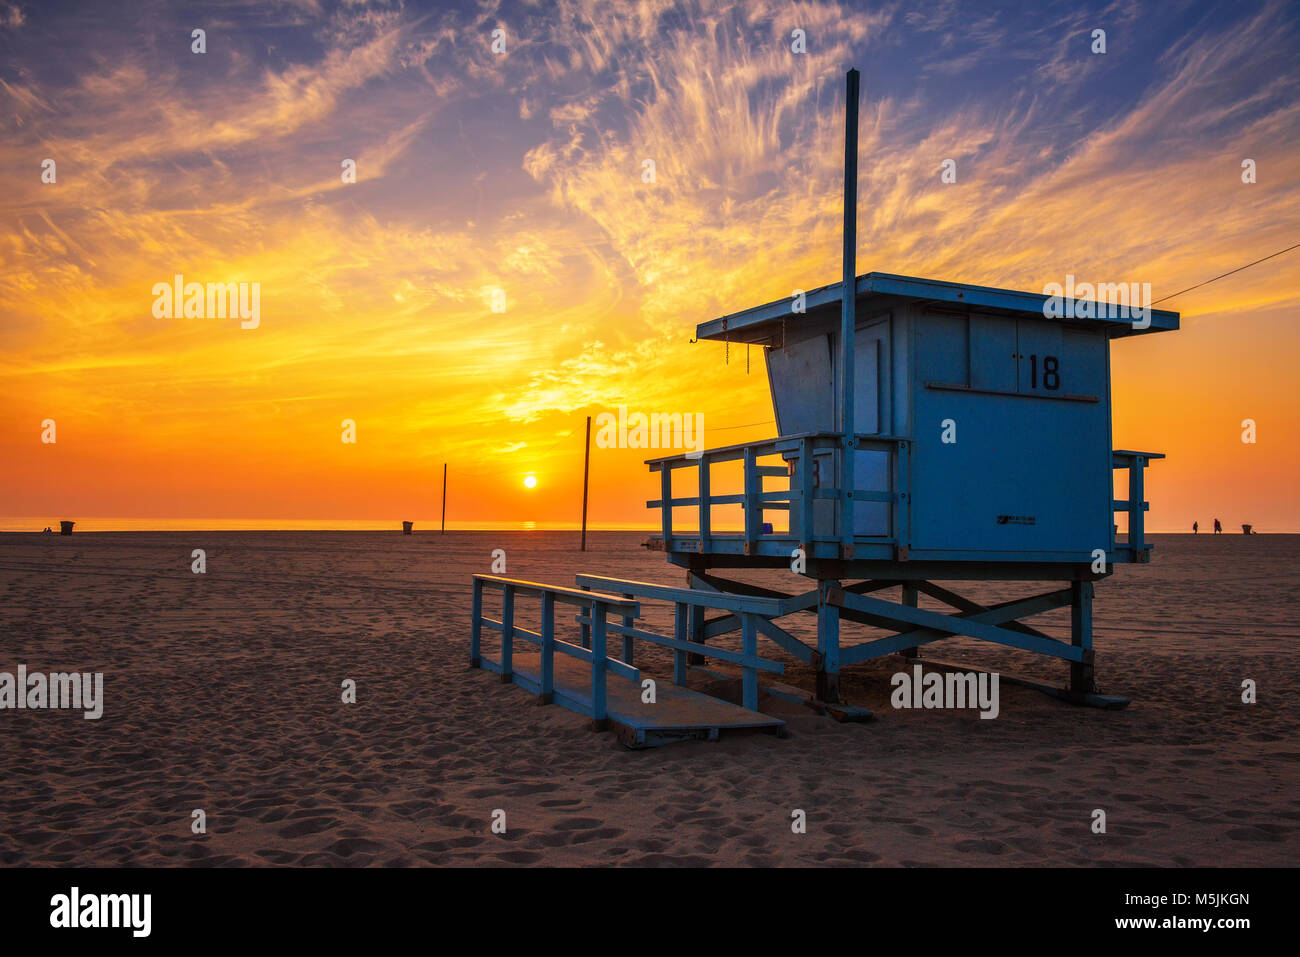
[698,455,711,552]
[1128,455,1146,557]
[799,437,815,544]
[743,445,759,551]
[660,464,673,544]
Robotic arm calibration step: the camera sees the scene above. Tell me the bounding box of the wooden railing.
[646,431,910,553]
[1112,450,1164,561]
[471,575,640,723]
[574,574,785,712]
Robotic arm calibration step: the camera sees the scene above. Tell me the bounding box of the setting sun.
[523,475,538,489]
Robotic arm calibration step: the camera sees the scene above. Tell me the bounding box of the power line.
[708,419,775,432]
[706,243,1299,433]
[1151,241,1300,306]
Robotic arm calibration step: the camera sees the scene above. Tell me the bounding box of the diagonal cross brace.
[827,586,1083,664]
[916,580,1056,641]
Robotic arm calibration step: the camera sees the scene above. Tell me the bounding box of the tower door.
[851,320,891,536]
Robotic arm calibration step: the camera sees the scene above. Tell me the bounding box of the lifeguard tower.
[467,70,1176,745]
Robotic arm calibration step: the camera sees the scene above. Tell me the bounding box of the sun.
[523,474,537,489]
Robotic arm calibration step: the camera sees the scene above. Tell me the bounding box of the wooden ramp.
[481,652,785,749]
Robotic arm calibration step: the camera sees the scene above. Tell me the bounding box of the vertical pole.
[899,581,920,661]
[539,591,555,704]
[742,445,759,552]
[660,464,673,543]
[686,571,707,665]
[817,579,842,704]
[441,462,447,535]
[470,578,482,668]
[673,601,689,686]
[590,604,609,730]
[621,592,635,665]
[580,416,591,551]
[1128,455,1146,558]
[741,612,758,712]
[579,584,591,649]
[1070,580,1096,695]
[838,68,860,555]
[500,585,514,683]
[798,437,815,545]
[698,456,711,554]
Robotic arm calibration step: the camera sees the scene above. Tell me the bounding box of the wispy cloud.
[1,0,1297,526]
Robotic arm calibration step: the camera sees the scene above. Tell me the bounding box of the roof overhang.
[695,272,1180,344]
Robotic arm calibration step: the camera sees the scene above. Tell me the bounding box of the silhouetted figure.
[1192,521,1198,534]
[1213,518,1222,534]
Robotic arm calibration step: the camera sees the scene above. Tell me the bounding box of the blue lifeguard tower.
[644,69,1176,706]
[468,70,1177,745]
[646,266,1174,705]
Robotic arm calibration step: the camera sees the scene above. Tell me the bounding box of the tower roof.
[696,272,1179,345]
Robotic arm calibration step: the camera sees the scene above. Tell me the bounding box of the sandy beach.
[0,530,1295,867]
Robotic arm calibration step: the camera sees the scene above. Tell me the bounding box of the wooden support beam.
[741,613,759,711]
[817,580,842,703]
[690,570,820,617]
[898,580,920,660]
[827,585,1085,663]
[915,580,1057,641]
[1070,580,1096,694]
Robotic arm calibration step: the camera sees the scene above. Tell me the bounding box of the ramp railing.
[471,575,640,723]
[574,574,785,712]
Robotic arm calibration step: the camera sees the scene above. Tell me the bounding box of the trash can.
[402,521,414,535]
[59,521,75,535]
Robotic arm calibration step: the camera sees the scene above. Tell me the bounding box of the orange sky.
[1,0,1297,531]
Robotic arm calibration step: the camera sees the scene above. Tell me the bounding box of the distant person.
[1213,518,1222,534]
[1192,521,1198,535]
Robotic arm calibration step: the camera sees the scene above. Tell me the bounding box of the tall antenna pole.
[441,462,447,535]
[839,68,860,552]
[580,415,591,551]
